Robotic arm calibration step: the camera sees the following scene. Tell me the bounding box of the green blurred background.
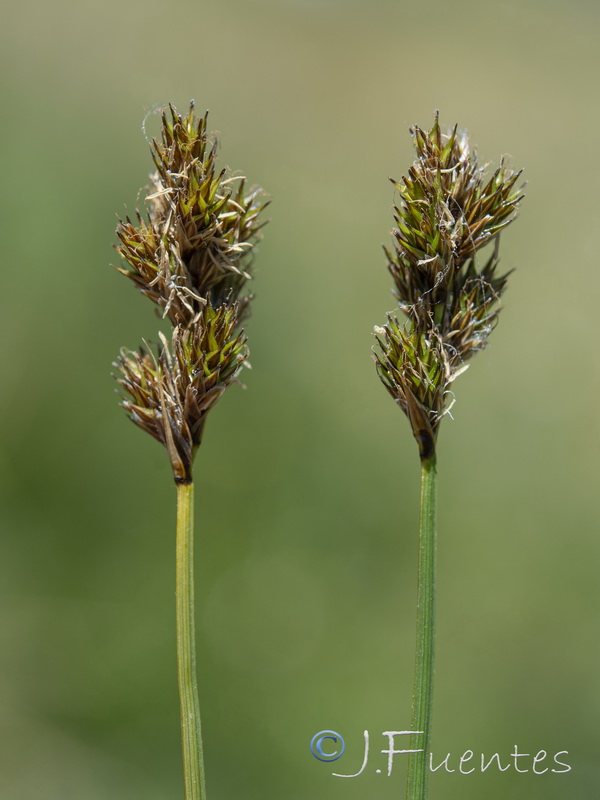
[1,0,599,797]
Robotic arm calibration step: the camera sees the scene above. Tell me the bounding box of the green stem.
[406,455,437,800]
[176,482,207,800]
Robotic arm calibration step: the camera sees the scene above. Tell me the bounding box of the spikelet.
[115,103,267,327]
[117,303,247,483]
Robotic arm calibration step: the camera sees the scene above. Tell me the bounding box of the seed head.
[375,113,523,459]
[112,103,266,481]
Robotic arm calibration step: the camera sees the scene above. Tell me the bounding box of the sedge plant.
[112,103,267,800]
[373,113,523,800]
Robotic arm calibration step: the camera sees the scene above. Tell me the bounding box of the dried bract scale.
[115,102,268,327]
[116,302,247,483]
[376,113,523,458]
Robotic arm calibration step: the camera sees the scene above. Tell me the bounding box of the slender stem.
[176,481,207,800]
[406,455,437,800]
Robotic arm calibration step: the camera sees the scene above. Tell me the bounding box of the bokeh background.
[1,0,599,798]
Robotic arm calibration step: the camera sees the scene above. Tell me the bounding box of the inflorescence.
[374,113,523,460]
[113,103,267,482]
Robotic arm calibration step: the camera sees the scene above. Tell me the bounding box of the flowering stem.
[406,455,437,800]
[176,481,207,800]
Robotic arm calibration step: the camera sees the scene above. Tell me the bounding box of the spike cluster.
[375,113,523,459]
[114,103,267,482]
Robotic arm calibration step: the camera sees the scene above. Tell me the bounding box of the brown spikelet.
[115,301,247,483]
[114,102,268,327]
